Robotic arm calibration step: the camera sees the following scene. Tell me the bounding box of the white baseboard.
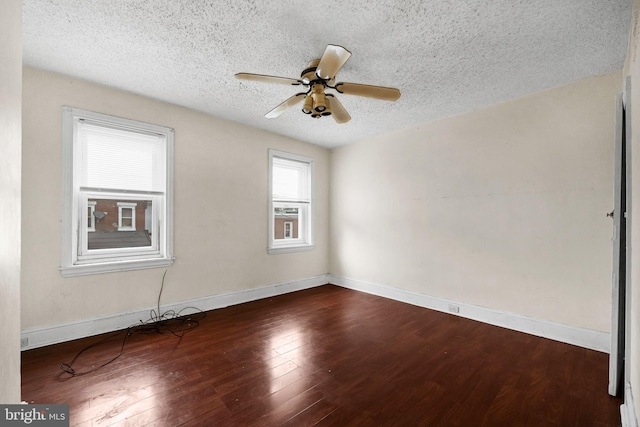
[21,274,330,350]
[622,382,639,427]
[21,273,610,354]
[330,275,610,353]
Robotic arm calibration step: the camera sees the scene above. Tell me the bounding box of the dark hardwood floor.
[22,285,621,426]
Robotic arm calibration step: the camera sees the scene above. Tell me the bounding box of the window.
[117,202,137,231]
[268,149,313,253]
[87,201,97,232]
[61,107,174,276]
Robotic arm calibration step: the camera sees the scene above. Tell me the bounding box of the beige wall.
[0,0,22,403]
[624,0,640,421]
[330,70,621,332]
[21,66,330,329]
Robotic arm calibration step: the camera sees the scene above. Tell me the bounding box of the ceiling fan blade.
[265,93,306,119]
[335,82,401,101]
[235,73,303,86]
[326,94,351,124]
[316,45,352,80]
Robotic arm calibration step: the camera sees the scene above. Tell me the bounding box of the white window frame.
[117,202,137,231]
[87,200,97,232]
[268,149,314,254]
[61,107,174,276]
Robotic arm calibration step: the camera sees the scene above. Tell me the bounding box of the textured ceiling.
[22,0,631,149]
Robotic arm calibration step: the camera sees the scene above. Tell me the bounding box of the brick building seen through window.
[273,207,299,239]
[88,199,152,249]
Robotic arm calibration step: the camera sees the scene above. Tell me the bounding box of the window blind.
[272,156,310,202]
[79,121,166,193]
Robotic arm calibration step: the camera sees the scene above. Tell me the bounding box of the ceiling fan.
[235,44,401,124]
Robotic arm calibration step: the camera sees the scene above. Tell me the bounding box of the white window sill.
[60,257,174,277]
[268,245,315,255]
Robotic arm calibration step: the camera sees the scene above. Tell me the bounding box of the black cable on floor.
[60,270,206,376]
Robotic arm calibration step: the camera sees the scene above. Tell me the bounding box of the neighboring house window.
[87,200,97,232]
[284,221,293,239]
[117,202,137,231]
[61,107,174,276]
[268,149,313,254]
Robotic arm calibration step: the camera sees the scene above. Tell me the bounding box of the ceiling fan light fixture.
[301,94,313,114]
[312,84,327,112]
[321,97,332,116]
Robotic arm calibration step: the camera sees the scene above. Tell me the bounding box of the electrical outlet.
[448,304,460,314]
[20,337,28,348]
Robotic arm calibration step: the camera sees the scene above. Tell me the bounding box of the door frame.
[610,76,632,398]
[609,90,626,396]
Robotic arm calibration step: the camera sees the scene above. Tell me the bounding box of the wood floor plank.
[21,285,622,426]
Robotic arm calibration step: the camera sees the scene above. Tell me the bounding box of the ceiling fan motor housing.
[300,59,321,84]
